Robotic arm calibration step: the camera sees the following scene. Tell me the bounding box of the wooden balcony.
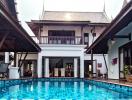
[32,36,83,45]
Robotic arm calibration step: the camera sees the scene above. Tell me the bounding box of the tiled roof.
[42,11,111,23]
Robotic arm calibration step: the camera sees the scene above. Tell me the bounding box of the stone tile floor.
[93,78,132,87]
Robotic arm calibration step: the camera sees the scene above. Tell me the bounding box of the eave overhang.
[86,1,132,54]
[0,2,41,52]
[27,20,109,36]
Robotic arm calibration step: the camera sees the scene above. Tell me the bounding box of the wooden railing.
[32,36,83,45]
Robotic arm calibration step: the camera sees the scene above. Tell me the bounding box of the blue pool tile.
[0,78,132,99]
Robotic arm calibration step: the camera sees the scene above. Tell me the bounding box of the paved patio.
[92,78,132,87]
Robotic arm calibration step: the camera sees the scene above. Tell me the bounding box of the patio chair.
[54,68,58,77]
[61,68,65,77]
[0,63,9,78]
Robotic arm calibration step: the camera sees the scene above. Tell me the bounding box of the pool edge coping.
[0,77,132,88]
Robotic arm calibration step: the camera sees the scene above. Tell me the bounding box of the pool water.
[0,80,132,100]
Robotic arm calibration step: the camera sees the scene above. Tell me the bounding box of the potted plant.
[124,65,132,82]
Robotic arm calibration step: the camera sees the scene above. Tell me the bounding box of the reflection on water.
[0,81,131,99]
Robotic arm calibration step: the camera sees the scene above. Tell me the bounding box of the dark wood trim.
[18,52,23,67]
[43,57,80,59]
[17,52,38,54]
[118,47,125,79]
[0,32,9,49]
[20,59,37,62]
[14,52,17,67]
[103,54,108,78]
[81,26,84,45]
[19,52,28,68]
[31,20,109,26]
[19,52,28,72]
[91,50,93,76]
[0,2,41,52]
[114,33,131,40]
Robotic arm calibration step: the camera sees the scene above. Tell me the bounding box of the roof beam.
[0,3,41,52]
[114,33,131,40]
[0,32,9,49]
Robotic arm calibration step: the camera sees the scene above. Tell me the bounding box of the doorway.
[84,60,97,78]
[44,57,74,77]
[84,60,92,78]
[21,60,37,78]
[119,41,132,79]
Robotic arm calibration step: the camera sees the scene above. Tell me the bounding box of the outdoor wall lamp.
[107,38,116,50]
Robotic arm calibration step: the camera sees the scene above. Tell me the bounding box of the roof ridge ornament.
[122,0,128,9]
[103,0,111,22]
[40,0,45,20]
[103,0,106,14]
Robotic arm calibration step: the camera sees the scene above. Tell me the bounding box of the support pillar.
[45,58,49,77]
[74,58,78,78]
[91,50,93,77]
[37,53,42,78]
[80,56,84,78]
[5,52,9,63]
[8,52,20,79]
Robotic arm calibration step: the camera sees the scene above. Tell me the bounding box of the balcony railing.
[32,36,83,45]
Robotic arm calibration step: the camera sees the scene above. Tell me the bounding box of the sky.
[16,0,128,36]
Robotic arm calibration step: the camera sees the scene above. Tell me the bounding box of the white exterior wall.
[74,58,78,77]
[38,44,107,76]
[41,25,105,43]
[107,22,132,79]
[16,24,106,78]
[40,44,85,57]
[39,44,85,77]
[37,25,107,77]
[16,54,38,67]
[5,52,9,63]
[84,54,108,74]
[83,26,106,46]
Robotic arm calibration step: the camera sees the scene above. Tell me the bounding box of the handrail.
[31,36,83,45]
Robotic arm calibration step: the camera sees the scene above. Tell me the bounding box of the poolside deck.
[92,78,132,87]
[0,77,132,87]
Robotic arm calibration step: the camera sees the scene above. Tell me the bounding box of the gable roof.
[41,11,110,23]
[0,0,41,52]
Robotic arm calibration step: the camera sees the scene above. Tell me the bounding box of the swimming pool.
[0,78,132,99]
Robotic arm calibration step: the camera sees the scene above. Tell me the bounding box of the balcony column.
[5,52,9,63]
[37,53,42,78]
[80,50,84,78]
[74,58,78,78]
[45,58,49,77]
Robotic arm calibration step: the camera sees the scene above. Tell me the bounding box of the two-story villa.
[18,11,110,78]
